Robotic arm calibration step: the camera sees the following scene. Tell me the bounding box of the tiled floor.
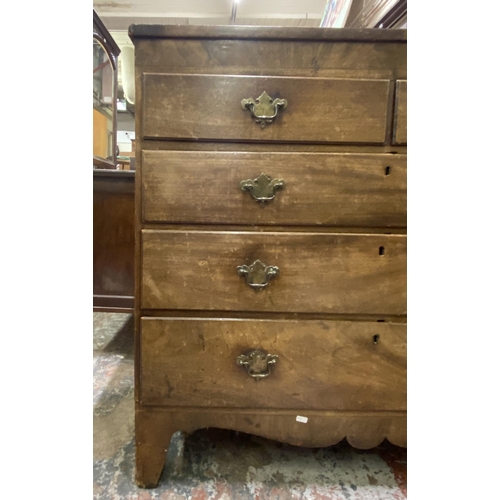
[93,312,407,500]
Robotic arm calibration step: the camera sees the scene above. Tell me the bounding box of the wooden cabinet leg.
[135,442,167,488]
[135,409,178,488]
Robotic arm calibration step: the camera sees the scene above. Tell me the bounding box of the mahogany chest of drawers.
[130,25,407,488]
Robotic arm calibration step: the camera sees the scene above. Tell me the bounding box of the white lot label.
[296,415,308,424]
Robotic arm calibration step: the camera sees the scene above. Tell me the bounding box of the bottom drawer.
[140,317,407,411]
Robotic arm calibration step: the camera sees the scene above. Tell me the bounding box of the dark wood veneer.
[93,170,135,312]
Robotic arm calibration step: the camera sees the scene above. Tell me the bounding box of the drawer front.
[141,231,406,315]
[140,318,407,410]
[142,151,407,227]
[393,80,407,145]
[142,74,390,144]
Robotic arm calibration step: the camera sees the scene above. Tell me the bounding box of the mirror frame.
[93,10,121,169]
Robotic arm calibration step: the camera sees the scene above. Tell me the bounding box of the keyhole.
[379,246,385,256]
[385,166,391,176]
[373,334,380,344]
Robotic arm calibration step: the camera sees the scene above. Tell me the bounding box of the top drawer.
[142,74,391,144]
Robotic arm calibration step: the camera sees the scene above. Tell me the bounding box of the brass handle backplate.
[241,91,287,128]
[236,349,278,379]
[240,173,285,206]
[236,259,279,291]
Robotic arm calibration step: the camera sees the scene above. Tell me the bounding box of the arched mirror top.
[93,33,118,71]
[93,9,120,67]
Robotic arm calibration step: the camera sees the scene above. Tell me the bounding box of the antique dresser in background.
[129,25,407,488]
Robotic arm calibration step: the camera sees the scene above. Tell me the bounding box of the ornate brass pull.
[241,91,287,128]
[240,173,285,206]
[236,349,278,379]
[236,259,279,291]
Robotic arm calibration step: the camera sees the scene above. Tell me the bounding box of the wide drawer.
[142,74,390,144]
[140,317,407,410]
[142,151,407,227]
[141,230,406,315]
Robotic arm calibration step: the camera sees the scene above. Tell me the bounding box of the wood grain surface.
[142,74,390,144]
[132,38,406,81]
[141,230,406,315]
[140,317,407,411]
[93,171,135,310]
[142,151,406,227]
[394,80,407,145]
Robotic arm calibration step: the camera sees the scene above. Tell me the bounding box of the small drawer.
[141,230,407,315]
[142,151,407,228]
[140,317,407,410]
[393,80,407,145]
[142,73,391,144]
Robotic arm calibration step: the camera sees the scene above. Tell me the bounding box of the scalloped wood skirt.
[135,407,406,488]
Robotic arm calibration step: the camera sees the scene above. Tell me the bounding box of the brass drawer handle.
[240,173,285,206]
[241,91,287,128]
[236,260,279,291]
[236,349,278,379]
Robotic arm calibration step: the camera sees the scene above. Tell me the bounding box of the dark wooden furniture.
[130,25,407,488]
[93,170,135,312]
